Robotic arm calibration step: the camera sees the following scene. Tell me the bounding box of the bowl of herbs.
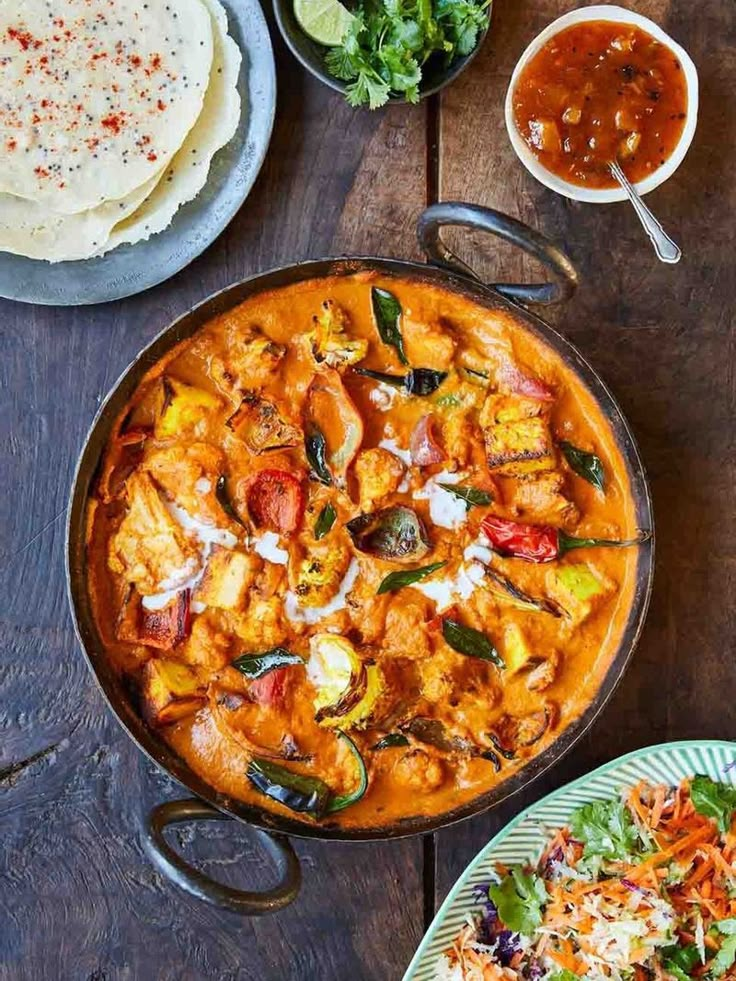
[274,0,492,109]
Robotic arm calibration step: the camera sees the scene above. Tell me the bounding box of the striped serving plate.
[403,740,736,981]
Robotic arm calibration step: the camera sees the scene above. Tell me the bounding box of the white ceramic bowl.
[504,5,699,203]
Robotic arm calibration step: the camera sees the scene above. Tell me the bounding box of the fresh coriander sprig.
[324,0,490,109]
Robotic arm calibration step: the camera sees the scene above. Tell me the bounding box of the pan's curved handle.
[416,202,579,305]
[144,798,301,914]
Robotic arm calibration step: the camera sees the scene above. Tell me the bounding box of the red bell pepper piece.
[249,667,290,708]
[247,469,304,535]
[481,515,650,563]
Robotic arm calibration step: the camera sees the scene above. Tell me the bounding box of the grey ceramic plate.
[0,0,276,307]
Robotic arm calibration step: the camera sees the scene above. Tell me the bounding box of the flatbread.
[0,0,213,214]
[100,0,242,253]
[0,171,162,262]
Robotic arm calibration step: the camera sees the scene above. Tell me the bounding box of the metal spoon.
[609,160,682,265]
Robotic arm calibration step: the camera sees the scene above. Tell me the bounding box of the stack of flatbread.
[0,0,242,262]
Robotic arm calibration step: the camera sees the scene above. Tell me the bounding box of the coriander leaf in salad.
[710,934,736,978]
[323,0,490,109]
[661,942,701,981]
[569,797,640,862]
[487,867,547,935]
[690,774,736,834]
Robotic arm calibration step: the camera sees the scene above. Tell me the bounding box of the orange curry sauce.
[86,273,641,829]
[512,21,688,189]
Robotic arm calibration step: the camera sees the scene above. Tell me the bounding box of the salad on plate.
[437,775,736,980]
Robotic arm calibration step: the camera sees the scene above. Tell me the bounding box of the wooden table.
[2,1,734,977]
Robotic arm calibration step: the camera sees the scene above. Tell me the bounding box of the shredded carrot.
[440,777,736,981]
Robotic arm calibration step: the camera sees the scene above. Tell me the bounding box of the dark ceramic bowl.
[273,0,492,102]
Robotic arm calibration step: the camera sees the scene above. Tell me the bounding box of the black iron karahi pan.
[66,203,654,914]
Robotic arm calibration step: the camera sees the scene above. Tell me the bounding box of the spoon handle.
[609,160,682,265]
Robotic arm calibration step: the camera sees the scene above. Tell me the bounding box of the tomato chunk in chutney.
[512,20,689,189]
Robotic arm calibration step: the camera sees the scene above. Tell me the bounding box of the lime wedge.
[294,0,355,46]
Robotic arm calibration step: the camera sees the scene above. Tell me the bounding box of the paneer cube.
[194,547,260,612]
[141,658,205,726]
[508,471,579,527]
[354,448,405,509]
[546,563,614,624]
[140,591,191,650]
[155,378,221,440]
[142,442,223,523]
[230,597,289,649]
[108,472,199,595]
[484,416,556,477]
[402,319,456,371]
[479,393,547,428]
[180,613,231,670]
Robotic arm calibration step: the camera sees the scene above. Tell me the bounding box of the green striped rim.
[403,740,736,981]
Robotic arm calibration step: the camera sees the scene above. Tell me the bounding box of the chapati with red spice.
[0,0,214,214]
[101,0,242,253]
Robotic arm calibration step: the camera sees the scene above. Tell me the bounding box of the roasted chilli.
[86,273,647,828]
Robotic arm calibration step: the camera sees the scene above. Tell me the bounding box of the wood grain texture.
[2,0,736,977]
[0,30,427,981]
[435,0,736,905]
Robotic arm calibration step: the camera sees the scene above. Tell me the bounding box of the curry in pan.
[86,273,648,828]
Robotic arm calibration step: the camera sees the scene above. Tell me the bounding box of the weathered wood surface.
[0,31,427,981]
[1,0,735,978]
[434,0,736,902]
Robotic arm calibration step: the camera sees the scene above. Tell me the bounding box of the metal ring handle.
[144,798,301,914]
[416,201,579,305]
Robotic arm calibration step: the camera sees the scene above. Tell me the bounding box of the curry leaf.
[569,798,639,861]
[314,502,337,540]
[232,647,303,679]
[406,368,448,395]
[437,483,493,508]
[560,441,605,491]
[216,474,247,527]
[354,366,447,396]
[690,775,736,834]
[488,868,548,935]
[442,618,504,668]
[372,732,410,750]
[377,561,446,594]
[371,287,407,365]
[305,425,332,485]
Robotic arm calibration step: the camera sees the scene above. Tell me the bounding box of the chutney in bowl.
[505,5,698,203]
